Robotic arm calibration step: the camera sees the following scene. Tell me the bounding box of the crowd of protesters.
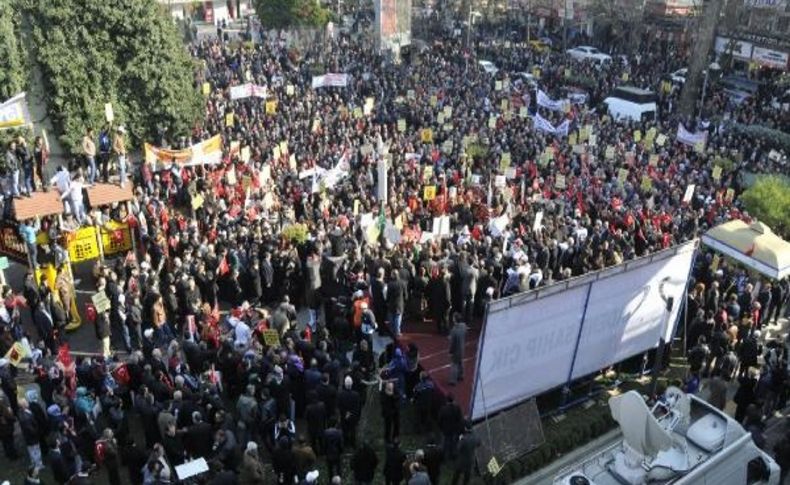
[0,8,788,485]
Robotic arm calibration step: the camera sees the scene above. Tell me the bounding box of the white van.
[554,388,780,485]
[603,86,658,122]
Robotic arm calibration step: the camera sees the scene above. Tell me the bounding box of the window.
[776,16,790,34]
[747,456,771,484]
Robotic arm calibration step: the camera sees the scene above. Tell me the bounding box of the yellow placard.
[225,113,234,127]
[564,68,571,78]
[353,199,360,216]
[618,168,629,183]
[353,107,363,119]
[192,194,205,209]
[100,222,132,256]
[633,130,642,143]
[495,81,503,91]
[241,146,251,163]
[421,129,433,143]
[289,154,296,169]
[500,99,509,112]
[202,82,210,95]
[437,112,445,125]
[422,165,434,182]
[641,175,653,191]
[605,146,615,159]
[500,152,511,170]
[555,174,566,189]
[279,141,288,155]
[397,119,406,132]
[488,117,496,129]
[430,95,437,107]
[443,106,452,119]
[622,72,629,82]
[265,101,277,115]
[695,141,706,153]
[656,134,667,146]
[423,185,437,201]
[273,146,281,159]
[262,329,280,347]
[725,188,735,201]
[712,165,722,180]
[286,84,295,96]
[519,107,528,118]
[569,133,577,146]
[67,227,100,262]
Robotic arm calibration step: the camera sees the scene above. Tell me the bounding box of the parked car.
[514,71,539,89]
[478,60,499,75]
[718,75,761,105]
[669,63,720,85]
[529,37,552,53]
[566,45,612,63]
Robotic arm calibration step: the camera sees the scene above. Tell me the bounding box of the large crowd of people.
[0,8,788,485]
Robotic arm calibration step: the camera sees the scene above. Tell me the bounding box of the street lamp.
[466,9,482,48]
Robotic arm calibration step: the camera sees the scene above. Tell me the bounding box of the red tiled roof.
[13,192,64,220]
[86,183,134,207]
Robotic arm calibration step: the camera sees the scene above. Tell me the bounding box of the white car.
[478,60,499,75]
[566,46,612,63]
[514,71,538,88]
[670,68,688,84]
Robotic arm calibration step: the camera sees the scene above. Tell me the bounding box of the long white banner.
[533,112,570,136]
[229,83,268,100]
[676,123,707,146]
[0,92,32,130]
[470,241,696,420]
[536,89,569,112]
[311,73,349,89]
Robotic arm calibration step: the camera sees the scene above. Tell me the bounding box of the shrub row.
[25,0,203,152]
[0,0,26,101]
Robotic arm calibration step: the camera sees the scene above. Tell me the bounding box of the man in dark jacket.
[19,398,42,468]
[383,438,406,485]
[305,392,326,455]
[351,440,379,485]
[323,418,344,479]
[448,314,467,385]
[438,395,463,460]
[337,376,361,447]
[386,270,406,338]
[452,423,481,485]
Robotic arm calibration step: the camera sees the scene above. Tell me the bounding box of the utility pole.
[678,0,725,118]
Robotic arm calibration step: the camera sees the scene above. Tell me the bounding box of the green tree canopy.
[0,0,25,101]
[254,0,332,30]
[740,175,790,237]
[26,0,203,152]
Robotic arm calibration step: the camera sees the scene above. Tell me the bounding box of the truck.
[554,387,780,485]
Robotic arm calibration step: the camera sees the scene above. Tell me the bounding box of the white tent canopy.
[701,220,790,280]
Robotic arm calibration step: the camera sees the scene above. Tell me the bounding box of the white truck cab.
[603,86,658,122]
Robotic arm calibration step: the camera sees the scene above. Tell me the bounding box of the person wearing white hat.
[112,126,127,188]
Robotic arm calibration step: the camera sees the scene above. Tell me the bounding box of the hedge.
[728,122,790,153]
[25,0,203,152]
[0,0,26,101]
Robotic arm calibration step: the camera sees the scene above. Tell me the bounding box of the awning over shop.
[701,220,790,279]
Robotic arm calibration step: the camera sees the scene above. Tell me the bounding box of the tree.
[678,0,724,117]
[0,0,25,101]
[254,0,332,30]
[588,0,647,54]
[25,0,203,152]
[740,176,790,237]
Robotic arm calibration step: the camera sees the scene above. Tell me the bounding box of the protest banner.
[144,135,223,170]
